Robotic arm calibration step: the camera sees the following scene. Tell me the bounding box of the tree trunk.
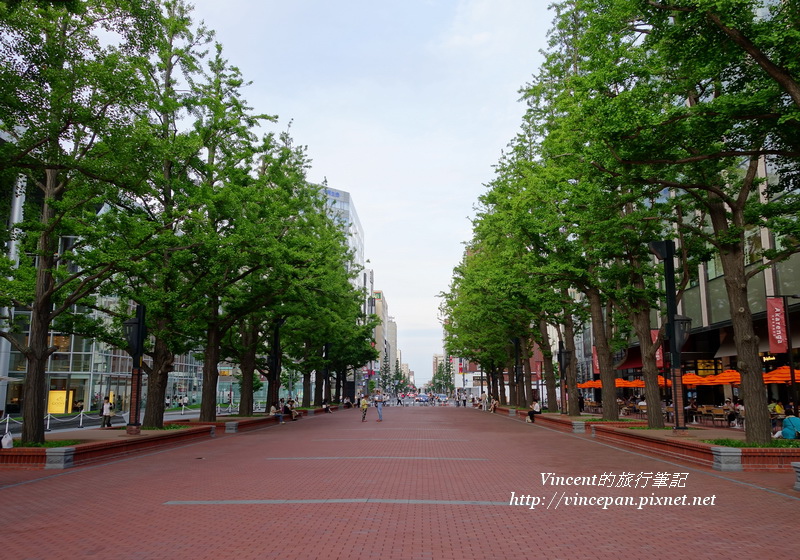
[313,346,324,406]
[719,243,770,444]
[20,342,50,444]
[302,369,311,408]
[707,192,770,444]
[521,336,532,407]
[142,335,174,428]
[21,171,59,444]
[266,322,282,407]
[199,302,221,422]
[506,357,517,408]
[238,321,258,416]
[490,367,500,404]
[313,367,323,406]
[333,368,342,403]
[563,308,581,416]
[536,318,558,412]
[323,368,331,403]
[587,288,618,420]
[632,308,665,428]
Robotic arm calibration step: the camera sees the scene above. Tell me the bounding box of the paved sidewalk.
[1,406,798,560]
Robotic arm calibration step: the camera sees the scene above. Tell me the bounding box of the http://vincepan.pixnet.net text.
[509,472,717,510]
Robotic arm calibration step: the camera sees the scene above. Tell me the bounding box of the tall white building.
[322,186,373,398]
[322,187,365,288]
[387,317,398,375]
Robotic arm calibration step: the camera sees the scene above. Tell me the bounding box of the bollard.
[712,447,743,471]
[46,447,75,469]
[225,422,239,433]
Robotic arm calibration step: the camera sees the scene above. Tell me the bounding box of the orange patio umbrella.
[656,375,672,387]
[763,365,800,384]
[626,379,646,388]
[681,373,710,386]
[702,369,741,385]
[578,380,602,388]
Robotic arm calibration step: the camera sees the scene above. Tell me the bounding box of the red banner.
[767,297,788,353]
[592,346,599,374]
[651,330,664,369]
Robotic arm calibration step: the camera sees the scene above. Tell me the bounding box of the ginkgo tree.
[0,0,158,443]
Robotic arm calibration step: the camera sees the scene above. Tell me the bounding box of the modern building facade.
[322,187,365,281]
[373,290,390,380]
[0,184,371,417]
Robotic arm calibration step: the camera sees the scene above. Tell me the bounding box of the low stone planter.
[0,425,214,470]
[739,447,800,471]
[515,411,648,433]
[591,425,800,472]
[166,411,307,433]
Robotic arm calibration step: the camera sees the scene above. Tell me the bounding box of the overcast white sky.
[190,0,552,385]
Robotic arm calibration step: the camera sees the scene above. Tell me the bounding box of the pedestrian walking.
[360,394,369,422]
[101,397,113,428]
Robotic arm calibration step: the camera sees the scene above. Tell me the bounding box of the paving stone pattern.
[1,406,798,560]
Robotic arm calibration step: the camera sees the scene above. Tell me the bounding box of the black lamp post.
[558,341,572,415]
[672,314,692,428]
[512,337,521,407]
[649,240,692,431]
[123,304,146,435]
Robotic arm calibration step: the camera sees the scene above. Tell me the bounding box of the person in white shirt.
[374,390,384,422]
[526,399,542,423]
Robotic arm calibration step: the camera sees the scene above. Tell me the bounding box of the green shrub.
[703,438,800,448]
[15,439,83,448]
[146,424,190,430]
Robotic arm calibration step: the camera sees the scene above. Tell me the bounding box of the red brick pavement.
[1,406,798,560]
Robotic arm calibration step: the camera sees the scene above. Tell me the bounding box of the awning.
[615,348,642,370]
[714,331,800,358]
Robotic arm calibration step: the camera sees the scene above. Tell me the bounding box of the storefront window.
[71,353,92,373]
[72,334,93,353]
[774,252,800,294]
[708,277,730,324]
[49,353,71,372]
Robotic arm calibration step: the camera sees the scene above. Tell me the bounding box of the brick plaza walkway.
[1,406,798,560]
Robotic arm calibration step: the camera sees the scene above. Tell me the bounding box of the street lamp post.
[461,364,466,403]
[671,315,692,429]
[512,338,521,407]
[649,240,692,431]
[123,304,146,436]
[557,341,571,415]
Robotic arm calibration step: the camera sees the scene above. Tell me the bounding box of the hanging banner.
[651,330,664,369]
[767,297,788,353]
[592,346,599,374]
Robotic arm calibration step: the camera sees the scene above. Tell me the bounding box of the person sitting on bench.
[527,399,541,423]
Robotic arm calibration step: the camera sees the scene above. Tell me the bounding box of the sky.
[189,0,552,385]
